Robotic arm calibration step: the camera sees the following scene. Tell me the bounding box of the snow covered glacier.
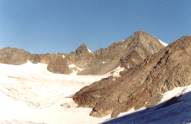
[0,62,109,124]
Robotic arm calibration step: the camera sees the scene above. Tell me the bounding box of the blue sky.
[0,0,191,53]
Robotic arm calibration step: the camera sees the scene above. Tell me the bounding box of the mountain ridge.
[0,31,165,75]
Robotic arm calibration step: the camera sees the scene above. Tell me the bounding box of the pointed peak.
[132,31,156,40]
[130,31,164,46]
[123,31,165,54]
[132,31,168,47]
[75,43,92,54]
[133,31,150,36]
[79,43,88,48]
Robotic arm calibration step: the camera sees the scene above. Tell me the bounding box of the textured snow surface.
[0,62,109,124]
[103,85,191,124]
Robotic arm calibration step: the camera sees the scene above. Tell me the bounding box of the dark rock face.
[73,36,191,118]
[0,47,31,65]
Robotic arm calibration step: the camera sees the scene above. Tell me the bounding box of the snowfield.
[0,62,109,124]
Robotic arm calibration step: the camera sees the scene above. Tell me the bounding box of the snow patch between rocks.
[158,39,168,46]
[87,48,93,53]
[107,66,125,77]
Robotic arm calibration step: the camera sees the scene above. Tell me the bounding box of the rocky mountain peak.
[133,31,150,36]
[118,31,165,69]
[132,31,156,40]
[75,43,92,55]
[103,31,164,58]
[129,31,164,52]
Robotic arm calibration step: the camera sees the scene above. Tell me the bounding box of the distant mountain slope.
[0,31,165,75]
[103,91,191,124]
[73,36,191,117]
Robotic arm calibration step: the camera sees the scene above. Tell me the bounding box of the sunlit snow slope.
[0,62,109,124]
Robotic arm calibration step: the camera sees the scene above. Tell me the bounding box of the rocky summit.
[73,36,191,117]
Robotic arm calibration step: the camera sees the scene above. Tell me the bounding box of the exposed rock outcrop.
[0,47,31,65]
[73,36,191,118]
[46,55,71,74]
[30,53,71,74]
[0,48,71,74]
